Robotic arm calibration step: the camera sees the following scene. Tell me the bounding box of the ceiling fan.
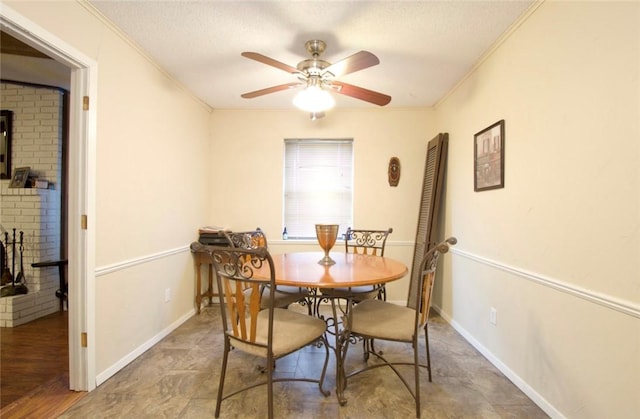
[240,40,391,118]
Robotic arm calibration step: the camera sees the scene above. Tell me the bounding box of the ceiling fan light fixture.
[293,84,335,113]
[241,39,390,111]
[310,112,325,120]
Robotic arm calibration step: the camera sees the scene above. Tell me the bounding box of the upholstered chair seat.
[341,237,457,419]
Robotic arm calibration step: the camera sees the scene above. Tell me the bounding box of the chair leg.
[377,285,387,301]
[267,352,274,419]
[362,338,379,361]
[424,324,432,382]
[215,339,230,418]
[305,294,314,316]
[414,337,421,419]
[370,338,379,356]
[313,292,325,318]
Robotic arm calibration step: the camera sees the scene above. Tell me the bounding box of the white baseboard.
[432,306,565,419]
[95,309,195,386]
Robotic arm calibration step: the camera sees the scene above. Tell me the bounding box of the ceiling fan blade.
[241,52,300,74]
[331,81,391,106]
[324,51,379,77]
[241,82,302,99]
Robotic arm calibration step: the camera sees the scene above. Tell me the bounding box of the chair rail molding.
[450,248,640,319]
[95,246,189,277]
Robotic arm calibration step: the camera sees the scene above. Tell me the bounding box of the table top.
[263,251,408,288]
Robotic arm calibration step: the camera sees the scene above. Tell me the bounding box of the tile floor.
[60,305,548,418]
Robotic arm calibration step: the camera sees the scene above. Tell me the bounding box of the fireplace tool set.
[0,229,29,297]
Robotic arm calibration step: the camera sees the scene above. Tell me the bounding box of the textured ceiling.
[84,1,533,110]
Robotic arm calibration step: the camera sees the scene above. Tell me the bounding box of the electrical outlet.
[165,288,171,303]
[490,307,497,325]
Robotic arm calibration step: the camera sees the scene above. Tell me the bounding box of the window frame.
[283,138,354,240]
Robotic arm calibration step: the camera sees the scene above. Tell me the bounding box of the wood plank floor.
[0,372,86,419]
[0,310,85,417]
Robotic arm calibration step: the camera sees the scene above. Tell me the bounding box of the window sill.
[272,239,318,245]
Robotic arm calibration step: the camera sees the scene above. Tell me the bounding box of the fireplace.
[0,82,64,327]
[0,190,62,327]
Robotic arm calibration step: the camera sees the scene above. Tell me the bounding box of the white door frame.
[1,5,97,391]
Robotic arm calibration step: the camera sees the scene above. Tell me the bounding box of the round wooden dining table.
[264,251,408,405]
[268,251,408,288]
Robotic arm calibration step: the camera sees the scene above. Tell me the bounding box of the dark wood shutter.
[408,133,448,309]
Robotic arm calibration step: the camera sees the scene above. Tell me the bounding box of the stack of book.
[198,226,231,246]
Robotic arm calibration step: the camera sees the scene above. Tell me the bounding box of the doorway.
[0,78,69,408]
[1,6,96,393]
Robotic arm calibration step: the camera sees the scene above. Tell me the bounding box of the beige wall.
[4,1,212,378]
[209,107,436,301]
[435,1,639,417]
[5,1,639,416]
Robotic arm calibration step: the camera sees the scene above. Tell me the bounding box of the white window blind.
[284,139,353,239]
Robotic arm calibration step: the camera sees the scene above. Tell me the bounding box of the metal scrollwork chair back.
[344,227,393,256]
[224,229,307,310]
[320,227,393,301]
[208,246,330,419]
[344,227,393,300]
[224,229,267,250]
[341,237,457,419]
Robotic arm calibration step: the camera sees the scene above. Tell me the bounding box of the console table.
[192,251,216,314]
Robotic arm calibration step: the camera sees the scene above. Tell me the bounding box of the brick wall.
[0,82,64,327]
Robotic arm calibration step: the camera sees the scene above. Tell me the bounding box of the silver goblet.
[315,224,339,265]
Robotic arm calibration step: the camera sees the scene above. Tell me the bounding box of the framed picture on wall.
[1,110,13,179]
[9,166,30,189]
[474,120,505,191]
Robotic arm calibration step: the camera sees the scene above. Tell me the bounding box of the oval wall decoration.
[388,157,400,186]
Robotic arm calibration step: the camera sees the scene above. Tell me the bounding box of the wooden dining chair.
[207,246,330,419]
[224,229,308,310]
[344,227,393,300]
[319,227,393,302]
[340,237,457,419]
[317,228,393,351]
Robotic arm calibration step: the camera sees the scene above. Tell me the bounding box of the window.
[284,139,353,239]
